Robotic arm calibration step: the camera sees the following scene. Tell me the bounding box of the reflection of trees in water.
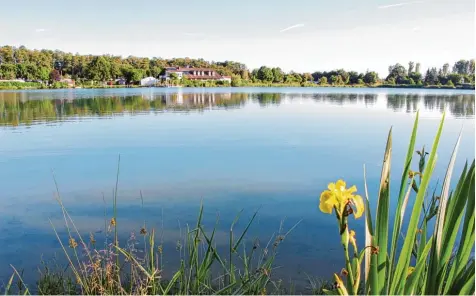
[251,93,283,106]
[255,92,378,106]
[0,92,473,127]
[387,94,474,117]
[0,93,246,126]
[386,94,420,113]
[305,93,378,106]
[423,95,474,117]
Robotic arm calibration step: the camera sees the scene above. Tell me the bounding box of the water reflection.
[0,91,473,126]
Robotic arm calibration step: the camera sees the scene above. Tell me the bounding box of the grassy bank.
[1,113,474,295]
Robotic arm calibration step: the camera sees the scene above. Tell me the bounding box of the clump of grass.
[3,156,300,295]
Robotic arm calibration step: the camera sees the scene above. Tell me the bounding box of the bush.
[50,82,69,89]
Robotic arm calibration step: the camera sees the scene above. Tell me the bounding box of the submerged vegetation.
[0,45,474,89]
[1,110,474,295]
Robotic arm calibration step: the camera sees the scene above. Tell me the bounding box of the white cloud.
[35,28,47,32]
[378,1,425,9]
[412,26,421,31]
[279,24,304,33]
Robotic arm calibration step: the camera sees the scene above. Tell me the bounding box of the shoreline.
[0,84,474,91]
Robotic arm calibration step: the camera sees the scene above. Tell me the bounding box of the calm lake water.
[0,87,474,291]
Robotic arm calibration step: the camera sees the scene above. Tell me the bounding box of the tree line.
[0,45,474,87]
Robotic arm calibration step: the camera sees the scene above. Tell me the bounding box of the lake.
[0,87,474,292]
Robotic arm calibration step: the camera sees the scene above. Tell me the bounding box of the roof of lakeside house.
[166,67,218,72]
[186,74,223,79]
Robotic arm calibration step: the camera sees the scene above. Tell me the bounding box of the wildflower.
[69,238,78,249]
[319,180,364,219]
[407,266,415,277]
[157,245,163,254]
[110,217,116,226]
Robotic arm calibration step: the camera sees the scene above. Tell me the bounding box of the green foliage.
[0,81,43,89]
[272,67,284,83]
[363,72,379,84]
[257,66,273,82]
[327,112,476,296]
[0,45,473,89]
[87,56,111,81]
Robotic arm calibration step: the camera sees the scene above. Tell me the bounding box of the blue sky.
[0,0,474,76]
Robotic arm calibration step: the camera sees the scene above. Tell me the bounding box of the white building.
[140,77,159,86]
[159,67,230,83]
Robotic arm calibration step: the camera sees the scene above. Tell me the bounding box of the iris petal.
[319,191,336,214]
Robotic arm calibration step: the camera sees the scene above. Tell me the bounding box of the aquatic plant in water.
[319,111,475,295]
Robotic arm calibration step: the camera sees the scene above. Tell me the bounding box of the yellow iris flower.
[319,180,364,218]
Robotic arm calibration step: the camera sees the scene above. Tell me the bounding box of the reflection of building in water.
[164,92,232,107]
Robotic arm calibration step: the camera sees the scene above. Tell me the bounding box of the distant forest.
[0,45,474,87]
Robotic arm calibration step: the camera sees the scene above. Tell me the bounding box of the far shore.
[0,83,474,91]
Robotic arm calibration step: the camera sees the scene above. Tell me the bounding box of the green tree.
[240,69,249,80]
[409,72,423,85]
[257,66,273,82]
[302,72,313,82]
[0,46,15,64]
[15,64,28,79]
[37,67,50,81]
[348,71,360,84]
[272,67,284,83]
[424,68,439,85]
[363,71,379,84]
[387,63,407,84]
[447,73,463,85]
[87,56,111,81]
[408,61,415,75]
[0,63,16,79]
[231,74,242,87]
[452,60,470,74]
[319,76,328,85]
[121,66,143,84]
[250,69,259,82]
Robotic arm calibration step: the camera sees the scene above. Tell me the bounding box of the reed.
[318,111,475,295]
